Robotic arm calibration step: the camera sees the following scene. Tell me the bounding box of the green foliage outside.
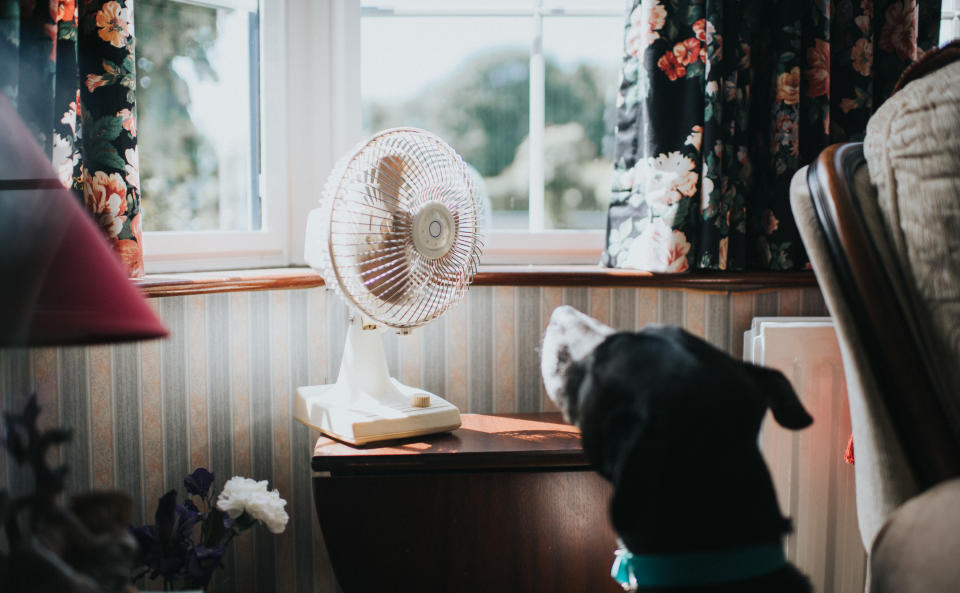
[136,11,617,232]
[136,0,221,232]
[365,49,617,229]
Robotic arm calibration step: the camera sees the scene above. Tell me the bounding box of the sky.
[361,15,624,103]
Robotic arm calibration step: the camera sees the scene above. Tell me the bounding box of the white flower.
[52,134,78,188]
[124,147,140,190]
[700,162,714,211]
[630,151,697,218]
[626,0,666,55]
[83,169,127,238]
[623,218,691,273]
[217,476,289,534]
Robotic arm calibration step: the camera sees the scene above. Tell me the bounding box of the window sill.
[135,266,818,298]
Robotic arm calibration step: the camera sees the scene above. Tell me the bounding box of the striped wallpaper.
[0,284,827,593]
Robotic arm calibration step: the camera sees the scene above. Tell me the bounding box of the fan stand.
[294,315,461,446]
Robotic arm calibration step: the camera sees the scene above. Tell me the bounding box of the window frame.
[944,1,960,45]
[143,0,290,273]
[142,0,620,272]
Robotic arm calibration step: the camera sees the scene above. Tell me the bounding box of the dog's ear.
[541,306,614,424]
[745,363,813,430]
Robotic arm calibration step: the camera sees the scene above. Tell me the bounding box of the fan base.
[295,382,461,446]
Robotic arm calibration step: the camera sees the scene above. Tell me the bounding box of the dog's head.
[541,306,813,554]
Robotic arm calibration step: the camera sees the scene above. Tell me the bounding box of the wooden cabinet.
[311,413,621,593]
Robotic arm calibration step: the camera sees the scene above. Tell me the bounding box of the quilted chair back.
[790,55,960,553]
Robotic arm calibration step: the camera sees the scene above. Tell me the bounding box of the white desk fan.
[295,128,483,445]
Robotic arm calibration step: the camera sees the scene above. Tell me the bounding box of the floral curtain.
[1,0,143,277]
[603,0,941,272]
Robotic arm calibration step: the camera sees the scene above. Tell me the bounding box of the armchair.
[789,53,960,587]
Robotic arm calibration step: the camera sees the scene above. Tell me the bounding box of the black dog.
[540,306,812,592]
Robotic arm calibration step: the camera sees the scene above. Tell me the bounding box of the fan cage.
[314,127,483,330]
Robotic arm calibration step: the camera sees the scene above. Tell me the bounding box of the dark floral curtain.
[603,0,941,272]
[1,0,142,277]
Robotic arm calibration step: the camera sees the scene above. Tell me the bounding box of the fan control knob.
[411,394,431,408]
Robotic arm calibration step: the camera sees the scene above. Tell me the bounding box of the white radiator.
[744,317,866,593]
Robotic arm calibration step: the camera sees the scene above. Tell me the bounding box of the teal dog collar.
[611,544,787,590]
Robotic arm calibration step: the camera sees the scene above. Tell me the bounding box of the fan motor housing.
[412,200,456,260]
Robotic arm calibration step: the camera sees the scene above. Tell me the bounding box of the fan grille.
[315,128,483,329]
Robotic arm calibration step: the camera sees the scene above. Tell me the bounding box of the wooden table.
[312,413,621,593]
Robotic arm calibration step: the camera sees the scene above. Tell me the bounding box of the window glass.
[541,0,623,11]
[542,15,621,230]
[361,16,531,229]
[136,0,259,232]
[363,1,529,11]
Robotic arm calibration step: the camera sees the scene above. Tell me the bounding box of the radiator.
[744,317,866,593]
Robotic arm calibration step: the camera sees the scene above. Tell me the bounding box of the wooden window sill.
[135,266,818,298]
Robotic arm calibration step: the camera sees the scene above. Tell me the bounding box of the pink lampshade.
[0,93,167,346]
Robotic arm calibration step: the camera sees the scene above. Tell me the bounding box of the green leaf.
[674,194,695,227]
[234,512,258,532]
[768,242,794,270]
[89,141,127,172]
[706,151,718,173]
[58,24,77,41]
[203,508,229,547]
[102,59,121,78]
[685,62,704,80]
[92,115,123,142]
[666,22,680,41]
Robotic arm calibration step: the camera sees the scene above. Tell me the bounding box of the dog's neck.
[612,543,787,590]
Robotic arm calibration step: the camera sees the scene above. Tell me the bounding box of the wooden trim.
[473,266,816,290]
[311,413,588,474]
[135,266,818,298]
[136,269,325,298]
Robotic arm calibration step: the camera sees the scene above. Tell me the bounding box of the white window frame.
[143,0,623,272]
[143,0,290,273]
[944,1,960,45]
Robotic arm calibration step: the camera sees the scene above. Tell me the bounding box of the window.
[137,0,259,232]
[944,0,960,46]
[139,0,626,271]
[138,0,287,272]
[360,0,623,262]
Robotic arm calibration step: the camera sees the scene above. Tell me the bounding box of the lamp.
[0,92,167,347]
[0,91,167,592]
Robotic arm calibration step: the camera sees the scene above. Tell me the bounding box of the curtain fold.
[603,0,941,272]
[1,0,142,277]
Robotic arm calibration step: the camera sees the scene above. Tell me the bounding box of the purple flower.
[175,503,200,540]
[155,489,177,544]
[131,467,283,590]
[186,544,225,586]
[184,468,214,498]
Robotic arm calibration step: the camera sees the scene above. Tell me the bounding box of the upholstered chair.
[789,55,960,588]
